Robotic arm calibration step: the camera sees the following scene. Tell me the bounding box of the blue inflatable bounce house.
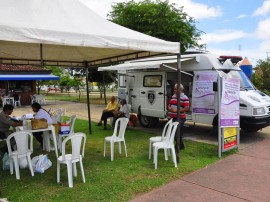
[240,57,253,80]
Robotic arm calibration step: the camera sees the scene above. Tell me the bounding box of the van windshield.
[220,70,255,90]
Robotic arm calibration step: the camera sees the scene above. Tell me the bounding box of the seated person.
[112,99,130,128]
[96,96,118,130]
[32,102,53,149]
[13,91,19,102]
[0,104,22,153]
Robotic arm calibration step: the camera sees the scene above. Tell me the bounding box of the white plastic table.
[16,125,59,158]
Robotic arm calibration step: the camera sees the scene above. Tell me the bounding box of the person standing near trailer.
[167,84,190,150]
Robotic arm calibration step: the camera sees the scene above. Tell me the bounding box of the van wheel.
[139,115,152,127]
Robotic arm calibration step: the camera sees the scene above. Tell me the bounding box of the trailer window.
[119,75,126,88]
[143,75,162,87]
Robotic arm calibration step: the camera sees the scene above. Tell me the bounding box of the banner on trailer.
[192,71,218,114]
[220,77,240,127]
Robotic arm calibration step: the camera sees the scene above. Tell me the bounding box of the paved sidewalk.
[131,136,270,202]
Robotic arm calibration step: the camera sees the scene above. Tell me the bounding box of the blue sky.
[81,0,270,66]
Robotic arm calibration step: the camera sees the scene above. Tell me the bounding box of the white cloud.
[172,0,222,20]
[259,40,270,51]
[237,14,247,18]
[200,30,248,44]
[256,18,270,39]
[223,19,233,23]
[253,0,270,16]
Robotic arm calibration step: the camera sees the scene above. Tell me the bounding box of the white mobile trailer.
[99,53,270,132]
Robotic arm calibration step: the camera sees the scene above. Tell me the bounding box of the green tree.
[59,75,73,95]
[108,0,202,51]
[67,68,86,101]
[252,59,270,94]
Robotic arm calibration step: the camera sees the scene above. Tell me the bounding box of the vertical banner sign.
[192,71,218,114]
[220,77,240,152]
[220,77,240,127]
[223,127,238,149]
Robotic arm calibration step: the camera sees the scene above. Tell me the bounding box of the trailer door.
[136,72,166,118]
[118,74,127,102]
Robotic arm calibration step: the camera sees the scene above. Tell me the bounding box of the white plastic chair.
[57,132,86,188]
[149,119,172,159]
[153,121,179,169]
[55,108,65,122]
[6,131,34,180]
[58,115,77,153]
[40,94,46,105]
[30,95,36,104]
[104,117,129,161]
[14,96,21,107]
[51,114,62,124]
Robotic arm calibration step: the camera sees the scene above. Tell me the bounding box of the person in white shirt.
[112,99,130,128]
[32,102,52,148]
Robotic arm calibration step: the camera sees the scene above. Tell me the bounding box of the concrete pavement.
[131,132,270,202]
[13,100,103,122]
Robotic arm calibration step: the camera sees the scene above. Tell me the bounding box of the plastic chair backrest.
[112,117,129,139]
[69,115,77,134]
[30,95,35,103]
[161,119,173,141]
[62,133,86,161]
[51,114,61,124]
[56,108,65,122]
[6,131,33,155]
[166,122,179,146]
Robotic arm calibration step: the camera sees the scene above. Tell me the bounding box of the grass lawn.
[0,118,235,201]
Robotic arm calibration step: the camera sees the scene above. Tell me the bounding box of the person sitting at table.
[96,96,119,130]
[0,104,22,153]
[31,102,53,149]
[13,91,19,102]
[112,99,130,128]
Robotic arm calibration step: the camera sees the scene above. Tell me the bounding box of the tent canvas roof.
[0,0,179,67]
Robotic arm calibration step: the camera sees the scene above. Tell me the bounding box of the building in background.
[0,65,59,105]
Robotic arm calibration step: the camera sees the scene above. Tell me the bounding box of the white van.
[99,53,270,132]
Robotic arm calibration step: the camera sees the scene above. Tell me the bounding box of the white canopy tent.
[0,0,180,136]
[0,0,179,66]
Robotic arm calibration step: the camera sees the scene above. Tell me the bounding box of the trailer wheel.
[139,115,152,127]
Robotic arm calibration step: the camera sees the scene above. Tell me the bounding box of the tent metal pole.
[85,62,92,134]
[39,43,44,95]
[176,43,181,163]
[103,72,107,105]
[40,44,44,66]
